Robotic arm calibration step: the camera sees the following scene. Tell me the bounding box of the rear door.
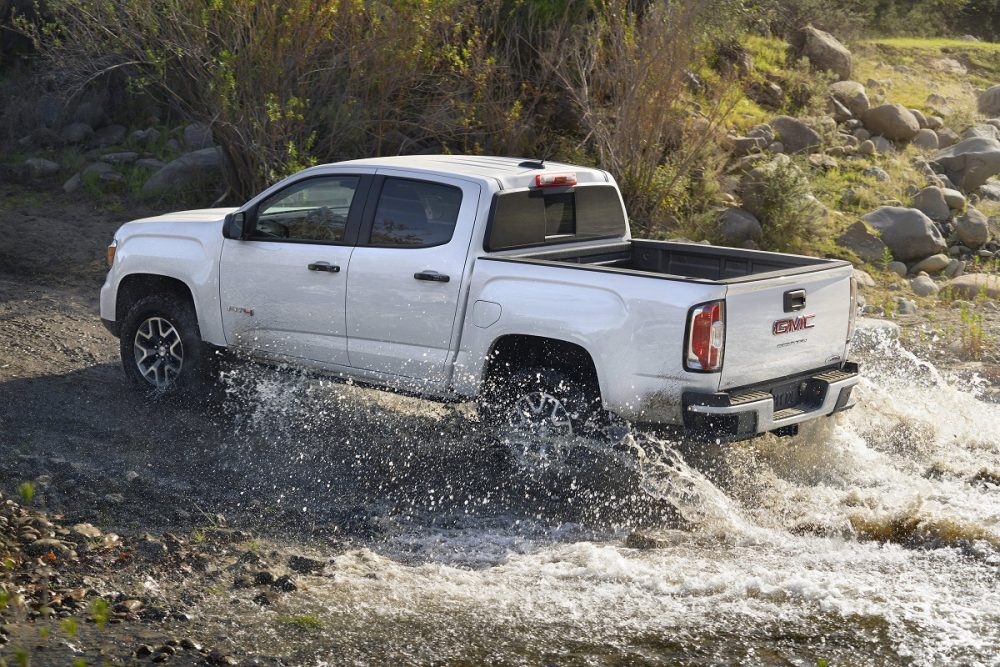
[346,172,480,384]
[219,174,371,366]
[719,265,853,390]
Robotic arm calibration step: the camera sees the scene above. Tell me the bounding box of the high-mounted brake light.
[534,173,577,188]
[686,301,725,372]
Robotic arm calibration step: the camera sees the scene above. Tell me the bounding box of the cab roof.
[322,155,612,190]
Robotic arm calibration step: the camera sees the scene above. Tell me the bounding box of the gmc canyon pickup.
[100,155,859,442]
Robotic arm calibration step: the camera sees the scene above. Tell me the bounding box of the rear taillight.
[847,276,858,343]
[686,301,725,372]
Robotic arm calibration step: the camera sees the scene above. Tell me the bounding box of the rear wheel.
[119,293,214,397]
[479,367,613,468]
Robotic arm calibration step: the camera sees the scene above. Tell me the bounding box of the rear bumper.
[682,362,859,441]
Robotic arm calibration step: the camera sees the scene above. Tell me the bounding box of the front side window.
[252,176,360,243]
[369,178,463,247]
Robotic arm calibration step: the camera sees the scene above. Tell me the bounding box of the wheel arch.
[116,273,197,324]
[482,334,603,403]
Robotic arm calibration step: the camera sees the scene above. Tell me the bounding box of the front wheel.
[119,294,213,397]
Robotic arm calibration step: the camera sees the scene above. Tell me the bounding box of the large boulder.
[836,220,887,263]
[861,104,920,141]
[935,127,960,148]
[860,207,947,262]
[932,137,1000,192]
[949,273,1000,299]
[910,186,950,222]
[962,124,999,141]
[828,81,869,117]
[978,85,1000,117]
[141,147,225,198]
[792,26,852,81]
[771,116,822,154]
[954,207,990,249]
[717,208,762,245]
[183,123,214,150]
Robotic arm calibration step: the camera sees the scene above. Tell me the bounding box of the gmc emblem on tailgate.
[773,314,815,335]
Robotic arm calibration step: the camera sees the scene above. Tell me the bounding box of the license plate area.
[771,382,803,411]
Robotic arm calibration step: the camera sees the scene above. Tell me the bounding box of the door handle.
[308,262,341,273]
[414,271,450,283]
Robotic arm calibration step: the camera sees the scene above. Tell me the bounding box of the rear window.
[485,184,626,252]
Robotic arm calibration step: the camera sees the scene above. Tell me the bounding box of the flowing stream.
[189,328,1000,666]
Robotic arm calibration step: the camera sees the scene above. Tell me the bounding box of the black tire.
[118,293,215,398]
[478,366,604,436]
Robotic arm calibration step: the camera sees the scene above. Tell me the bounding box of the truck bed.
[493,239,849,283]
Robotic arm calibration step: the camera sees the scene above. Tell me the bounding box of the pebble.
[288,555,325,574]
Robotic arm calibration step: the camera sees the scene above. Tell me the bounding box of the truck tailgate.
[719,266,853,391]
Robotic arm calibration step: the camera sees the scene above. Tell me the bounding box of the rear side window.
[486,184,626,252]
[369,178,463,247]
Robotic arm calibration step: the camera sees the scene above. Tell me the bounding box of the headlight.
[107,238,118,268]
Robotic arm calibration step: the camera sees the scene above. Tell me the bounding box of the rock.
[862,104,920,141]
[792,26,852,80]
[288,555,326,574]
[183,122,213,150]
[853,128,871,141]
[910,254,950,274]
[60,122,93,145]
[910,274,939,297]
[827,96,852,123]
[853,318,900,347]
[141,147,225,198]
[771,116,822,154]
[87,124,127,149]
[910,186,951,222]
[767,141,784,154]
[839,133,860,148]
[962,124,999,141]
[872,136,894,154]
[944,259,965,279]
[25,538,74,559]
[251,591,277,606]
[807,153,837,170]
[114,599,144,614]
[930,57,966,75]
[35,93,61,128]
[949,273,1000,299]
[980,180,1000,201]
[180,639,201,651]
[864,166,889,182]
[895,297,918,314]
[858,139,875,156]
[135,158,166,171]
[828,81,869,117]
[909,109,928,129]
[750,80,784,108]
[70,523,102,541]
[933,137,1000,192]
[853,268,875,288]
[935,128,960,149]
[747,124,774,143]
[860,207,947,262]
[837,221,887,263]
[955,207,990,249]
[887,261,908,277]
[24,158,60,176]
[124,470,141,483]
[164,138,182,153]
[912,128,939,150]
[732,136,767,156]
[978,85,1000,117]
[926,116,944,130]
[977,249,996,259]
[104,492,125,504]
[137,538,168,561]
[272,575,298,592]
[102,151,139,164]
[941,188,966,210]
[926,93,953,117]
[253,570,275,586]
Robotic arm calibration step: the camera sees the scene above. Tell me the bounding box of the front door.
[346,173,480,384]
[220,174,369,366]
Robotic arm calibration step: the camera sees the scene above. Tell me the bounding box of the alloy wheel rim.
[133,316,184,388]
[507,391,574,467]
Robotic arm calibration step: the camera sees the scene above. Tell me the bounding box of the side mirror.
[223,211,247,240]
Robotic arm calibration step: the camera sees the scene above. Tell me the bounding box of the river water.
[195,328,1000,666]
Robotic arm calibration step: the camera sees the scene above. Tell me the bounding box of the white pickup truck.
[100,155,859,442]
